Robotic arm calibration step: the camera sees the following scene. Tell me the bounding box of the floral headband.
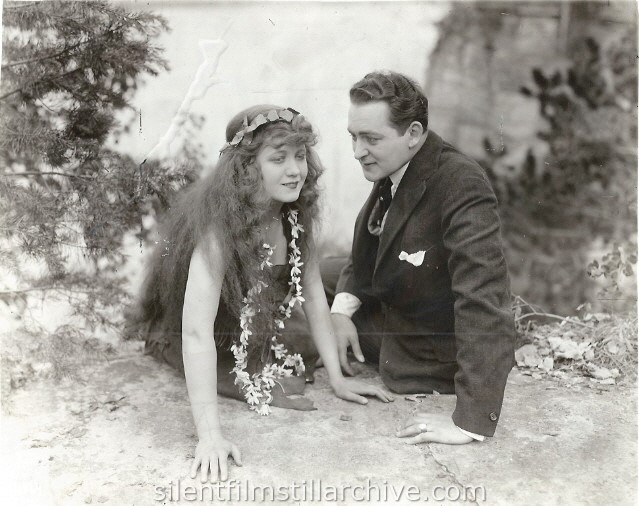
[219,107,301,153]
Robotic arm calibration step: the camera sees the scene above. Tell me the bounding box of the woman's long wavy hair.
[129,105,323,355]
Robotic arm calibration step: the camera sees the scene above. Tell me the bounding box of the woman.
[130,105,391,482]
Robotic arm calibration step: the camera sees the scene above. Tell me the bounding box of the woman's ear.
[406,121,425,148]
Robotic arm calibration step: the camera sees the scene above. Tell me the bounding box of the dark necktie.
[375,177,393,228]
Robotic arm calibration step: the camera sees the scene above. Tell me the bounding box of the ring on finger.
[418,423,428,433]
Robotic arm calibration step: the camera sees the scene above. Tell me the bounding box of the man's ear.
[406,121,425,148]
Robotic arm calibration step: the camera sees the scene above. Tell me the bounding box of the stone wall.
[425,1,635,167]
[424,1,637,312]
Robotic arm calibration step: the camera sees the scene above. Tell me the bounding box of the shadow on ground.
[1,345,636,505]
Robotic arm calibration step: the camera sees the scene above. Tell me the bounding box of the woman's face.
[255,142,308,203]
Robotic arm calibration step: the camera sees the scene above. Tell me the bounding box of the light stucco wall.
[115,0,448,252]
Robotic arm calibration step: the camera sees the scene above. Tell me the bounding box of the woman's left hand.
[330,377,394,405]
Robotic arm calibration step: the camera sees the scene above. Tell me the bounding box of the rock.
[515,344,542,368]
[587,364,616,380]
[539,356,554,372]
[339,414,352,421]
[548,337,591,360]
[404,394,427,401]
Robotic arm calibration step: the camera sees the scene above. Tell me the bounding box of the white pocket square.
[399,250,425,266]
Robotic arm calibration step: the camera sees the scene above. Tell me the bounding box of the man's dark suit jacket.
[336,130,516,437]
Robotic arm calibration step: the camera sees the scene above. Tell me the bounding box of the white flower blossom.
[231,209,306,416]
[245,388,262,405]
[256,404,271,416]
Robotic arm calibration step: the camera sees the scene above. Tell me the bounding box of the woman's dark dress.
[143,217,318,403]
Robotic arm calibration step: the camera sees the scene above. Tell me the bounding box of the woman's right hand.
[190,434,242,482]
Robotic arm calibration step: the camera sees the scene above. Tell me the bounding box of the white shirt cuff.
[330,292,362,318]
[457,426,485,441]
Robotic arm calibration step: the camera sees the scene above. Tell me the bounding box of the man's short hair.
[349,70,429,134]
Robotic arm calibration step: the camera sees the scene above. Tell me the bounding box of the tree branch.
[0,286,98,295]
[1,39,89,70]
[0,66,83,101]
[1,171,94,181]
[3,3,37,10]
[516,311,590,328]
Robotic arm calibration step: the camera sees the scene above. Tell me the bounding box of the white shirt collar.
[389,161,410,196]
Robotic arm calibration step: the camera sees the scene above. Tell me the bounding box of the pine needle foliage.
[0,1,198,331]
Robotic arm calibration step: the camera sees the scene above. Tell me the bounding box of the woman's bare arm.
[182,237,241,482]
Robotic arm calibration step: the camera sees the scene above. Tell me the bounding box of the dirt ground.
[1,342,636,506]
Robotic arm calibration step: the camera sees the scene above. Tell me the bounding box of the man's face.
[347,101,411,182]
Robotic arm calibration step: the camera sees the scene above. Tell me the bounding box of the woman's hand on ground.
[330,377,394,405]
[190,435,242,482]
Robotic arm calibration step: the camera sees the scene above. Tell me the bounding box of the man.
[327,70,516,444]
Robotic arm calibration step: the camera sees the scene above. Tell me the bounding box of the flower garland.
[230,208,306,415]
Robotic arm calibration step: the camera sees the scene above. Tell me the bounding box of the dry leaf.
[539,356,554,372]
[515,343,541,368]
[586,364,619,380]
[548,337,591,360]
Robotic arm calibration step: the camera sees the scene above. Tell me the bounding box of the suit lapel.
[376,131,444,270]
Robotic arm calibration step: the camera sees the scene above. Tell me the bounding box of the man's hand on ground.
[396,413,474,445]
[330,313,365,376]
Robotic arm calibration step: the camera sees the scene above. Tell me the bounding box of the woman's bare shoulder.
[190,227,228,278]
